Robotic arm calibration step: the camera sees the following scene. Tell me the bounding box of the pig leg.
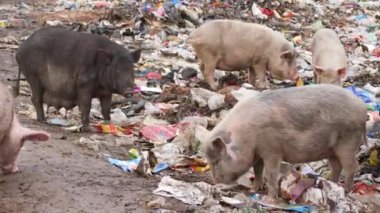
[339,155,358,193]
[252,159,264,192]
[248,68,257,87]
[253,63,268,90]
[313,71,319,84]
[196,50,218,90]
[328,157,342,183]
[202,62,218,90]
[335,133,361,192]
[100,96,111,122]
[77,90,92,131]
[29,81,45,121]
[263,157,281,197]
[199,63,205,73]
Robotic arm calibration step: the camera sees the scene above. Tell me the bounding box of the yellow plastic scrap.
[129,148,140,159]
[369,149,378,166]
[343,82,351,87]
[192,164,210,172]
[0,21,7,28]
[296,78,304,87]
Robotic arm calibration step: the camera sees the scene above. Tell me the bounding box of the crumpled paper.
[303,160,331,178]
[301,178,365,212]
[153,176,220,205]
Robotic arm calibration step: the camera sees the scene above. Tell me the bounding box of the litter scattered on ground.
[3,0,380,211]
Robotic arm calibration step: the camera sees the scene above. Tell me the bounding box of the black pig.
[15,27,141,131]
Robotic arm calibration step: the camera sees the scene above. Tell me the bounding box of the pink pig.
[311,28,348,86]
[0,82,50,174]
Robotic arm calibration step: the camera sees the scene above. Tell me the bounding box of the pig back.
[187,20,279,57]
[16,27,130,99]
[260,85,365,125]
[216,84,366,137]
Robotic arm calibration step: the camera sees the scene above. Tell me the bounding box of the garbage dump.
[0,0,379,212]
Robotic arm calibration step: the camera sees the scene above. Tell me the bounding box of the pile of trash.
[1,0,380,212]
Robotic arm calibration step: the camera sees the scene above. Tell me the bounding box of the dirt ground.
[0,2,215,213]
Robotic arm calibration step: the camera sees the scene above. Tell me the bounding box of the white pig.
[312,28,348,86]
[186,19,299,90]
[0,82,50,174]
[200,84,367,197]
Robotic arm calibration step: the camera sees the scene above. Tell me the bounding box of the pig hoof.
[209,83,219,91]
[262,196,277,204]
[2,169,21,175]
[79,126,92,132]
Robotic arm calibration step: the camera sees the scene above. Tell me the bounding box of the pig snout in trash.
[123,88,136,98]
[15,27,141,131]
[0,82,50,174]
[201,84,367,198]
[186,19,299,90]
[311,28,347,86]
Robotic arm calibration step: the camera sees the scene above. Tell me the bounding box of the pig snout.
[273,69,299,81]
[210,168,239,185]
[123,89,135,98]
[290,71,299,81]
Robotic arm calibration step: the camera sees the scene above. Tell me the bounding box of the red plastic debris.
[146,72,162,80]
[140,125,177,142]
[261,8,274,17]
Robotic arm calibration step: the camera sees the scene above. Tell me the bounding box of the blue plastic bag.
[346,86,374,103]
[153,162,170,174]
[108,157,141,173]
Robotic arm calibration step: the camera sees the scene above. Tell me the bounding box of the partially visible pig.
[0,82,50,174]
[200,84,366,197]
[15,27,141,131]
[186,19,299,90]
[312,28,347,86]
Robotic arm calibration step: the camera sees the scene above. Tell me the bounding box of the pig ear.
[280,50,294,59]
[131,49,141,63]
[314,66,324,76]
[337,68,347,78]
[211,137,226,155]
[22,129,50,142]
[97,49,113,65]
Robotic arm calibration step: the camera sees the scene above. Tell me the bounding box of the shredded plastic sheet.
[250,193,314,212]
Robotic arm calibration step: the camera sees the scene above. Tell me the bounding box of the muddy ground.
[0,1,215,213]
